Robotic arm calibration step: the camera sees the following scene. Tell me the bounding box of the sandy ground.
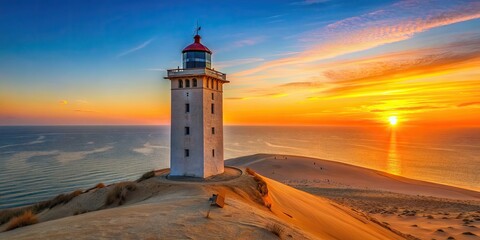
[0,167,403,240]
[227,154,480,240]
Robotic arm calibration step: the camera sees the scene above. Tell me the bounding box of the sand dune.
[2,154,478,239]
[0,167,404,239]
[227,154,480,201]
[228,154,480,240]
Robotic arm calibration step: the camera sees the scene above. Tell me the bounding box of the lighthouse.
[165,32,229,178]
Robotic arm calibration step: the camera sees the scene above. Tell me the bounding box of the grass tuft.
[246,168,268,197]
[5,210,38,231]
[32,190,83,211]
[1,189,82,226]
[136,170,155,182]
[267,222,285,238]
[246,167,256,176]
[0,209,27,226]
[105,182,137,206]
[95,183,105,189]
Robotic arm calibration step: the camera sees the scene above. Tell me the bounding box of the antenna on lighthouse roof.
[195,20,201,36]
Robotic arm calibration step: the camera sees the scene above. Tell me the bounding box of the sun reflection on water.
[387,129,401,175]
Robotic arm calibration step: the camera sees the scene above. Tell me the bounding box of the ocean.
[0,125,478,209]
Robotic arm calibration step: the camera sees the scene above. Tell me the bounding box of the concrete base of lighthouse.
[166,166,241,182]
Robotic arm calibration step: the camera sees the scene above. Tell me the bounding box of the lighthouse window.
[185,103,190,113]
[211,93,214,100]
[212,149,215,157]
[185,149,189,157]
[185,127,190,135]
[193,78,197,87]
[212,127,215,134]
[216,81,219,90]
[211,103,214,114]
[186,79,190,88]
[178,80,183,88]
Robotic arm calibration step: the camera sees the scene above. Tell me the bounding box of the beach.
[227,154,480,239]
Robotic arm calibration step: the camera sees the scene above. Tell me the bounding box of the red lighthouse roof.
[182,35,212,54]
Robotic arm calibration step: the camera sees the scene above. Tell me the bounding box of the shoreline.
[227,153,480,201]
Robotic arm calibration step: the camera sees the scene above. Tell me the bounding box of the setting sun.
[389,116,398,126]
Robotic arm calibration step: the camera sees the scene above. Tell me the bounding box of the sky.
[0,0,479,126]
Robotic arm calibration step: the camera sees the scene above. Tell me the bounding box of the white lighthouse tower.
[165,32,229,178]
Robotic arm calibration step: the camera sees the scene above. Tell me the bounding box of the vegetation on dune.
[0,189,83,227]
[245,167,271,209]
[5,210,38,231]
[246,168,268,197]
[266,222,285,238]
[105,182,137,206]
[33,190,83,211]
[136,170,155,183]
[0,209,27,226]
[85,182,106,193]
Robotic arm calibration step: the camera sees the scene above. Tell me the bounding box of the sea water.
[0,125,478,209]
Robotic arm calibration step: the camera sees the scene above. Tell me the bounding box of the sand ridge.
[0,167,405,240]
[228,154,480,240]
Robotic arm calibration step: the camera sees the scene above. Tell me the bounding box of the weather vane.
[195,20,201,36]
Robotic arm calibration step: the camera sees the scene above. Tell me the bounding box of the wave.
[55,146,114,164]
[0,135,46,149]
[132,142,168,156]
[264,141,302,150]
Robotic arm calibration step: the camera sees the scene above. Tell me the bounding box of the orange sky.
[1,1,479,127]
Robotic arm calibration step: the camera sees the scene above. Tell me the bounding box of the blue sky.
[1,0,479,125]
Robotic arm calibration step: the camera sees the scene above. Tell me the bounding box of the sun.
[388,116,398,126]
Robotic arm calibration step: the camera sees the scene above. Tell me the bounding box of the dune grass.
[136,170,155,183]
[5,210,38,231]
[32,190,83,211]
[267,222,285,238]
[0,189,83,226]
[85,182,106,193]
[0,209,27,226]
[105,182,137,206]
[246,168,268,197]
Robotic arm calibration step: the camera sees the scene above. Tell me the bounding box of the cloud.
[231,36,265,48]
[215,58,264,68]
[290,0,329,5]
[369,105,444,113]
[225,97,246,100]
[233,1,480,77]
[143,68,165,71]
[117,37,155,57]
[457,102,480,107]
[74,109,99,113]
[59,100,68,105]
[76,100,88,104]
[278,81,326,89]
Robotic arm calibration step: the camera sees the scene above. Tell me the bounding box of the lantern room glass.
[183,51,212,69]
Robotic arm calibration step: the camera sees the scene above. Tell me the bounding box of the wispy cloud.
[143,68,165,71]
[74,109,99,113]
[290,0,329,5]
[457,102,480,107]
[117,37,155,57]
[233,1,480,77]
[216,58,264,69]
[231,36,265,48]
